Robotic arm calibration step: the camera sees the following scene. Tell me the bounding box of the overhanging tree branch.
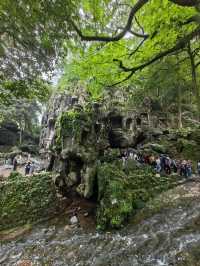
[72,0,199,43]
[170,0,200,6]
[195,60,200,67]
[128,36,148,58]
[71,0,149,42]
[183,14,200,25]
[116,26,148,38]
[113,27,200,81]
[108,71,135,87]
[128,29,149,38]
[135,16,145,34]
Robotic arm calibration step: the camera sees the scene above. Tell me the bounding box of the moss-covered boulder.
[176,138,200,162]
[96,161,178,230]
[0,172,61,231]
[142,143,167,154]
[189,128,200,144]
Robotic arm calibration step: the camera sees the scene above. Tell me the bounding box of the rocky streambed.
[1,181,200,266]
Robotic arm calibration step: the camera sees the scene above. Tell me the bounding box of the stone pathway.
[0,165,24,179]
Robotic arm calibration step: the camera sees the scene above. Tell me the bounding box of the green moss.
[0,172,61,231]
[96,161,178,230]
[54,108,93,150]
[175,127,192,138]
[99,148,121,163]
[189,128,200,144]
[143,143,167,154]
[176,138,200,161]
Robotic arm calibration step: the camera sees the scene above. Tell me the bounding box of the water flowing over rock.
[1,181,200,266]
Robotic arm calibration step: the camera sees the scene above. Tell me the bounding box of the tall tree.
[1,0,200,80]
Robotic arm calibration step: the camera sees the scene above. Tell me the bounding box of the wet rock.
[70,215,78,225]
[108,129,129,148]
[17,260,32,266]
[66,251,75,259]
[67,171,79,186]
[64,225,71,231]
[0,253,9,264]
[83,165,97,198]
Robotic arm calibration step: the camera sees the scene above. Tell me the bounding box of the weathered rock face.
[40,92,149,199]
[39,91,200,230]
[40,92,200,222]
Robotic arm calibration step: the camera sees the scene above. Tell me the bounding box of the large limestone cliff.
[40,91,200,229]
[40,91,149,198]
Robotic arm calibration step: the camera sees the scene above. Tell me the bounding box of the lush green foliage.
[59,1,198,90]
[0,99,45,146]
[0,0,78,80]
[54,1,200,124]
[0,78,51,105]
[55,107,93,151]
[96,160,179,229]
[1,0,200,111]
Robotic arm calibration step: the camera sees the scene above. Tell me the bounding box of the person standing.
[171,159,177,173]
[186,161,192,178]
[25,162,31,175]
[180,160,187,177]
[29,161,35,175]
[197,161,200,175]
[155,157,161,173]
[164,157,171,175]
[13,157,18,171]
[133,153,138,161]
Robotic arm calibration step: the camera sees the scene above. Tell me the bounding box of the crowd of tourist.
[9,150,200,178]
[121,149,200,178]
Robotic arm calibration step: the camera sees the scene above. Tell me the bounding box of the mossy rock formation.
[39,92,200,229]
[0,172,61,231]
[96,160,179,229]
[40,92,148,201]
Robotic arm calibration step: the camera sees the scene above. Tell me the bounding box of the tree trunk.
[19,129,22,145]
[177,86,183,129]
[188,41,200,121]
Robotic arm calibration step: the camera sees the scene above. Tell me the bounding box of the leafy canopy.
[1,0,200,102]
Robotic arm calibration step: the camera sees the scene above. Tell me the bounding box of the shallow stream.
[1,182,200,266]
